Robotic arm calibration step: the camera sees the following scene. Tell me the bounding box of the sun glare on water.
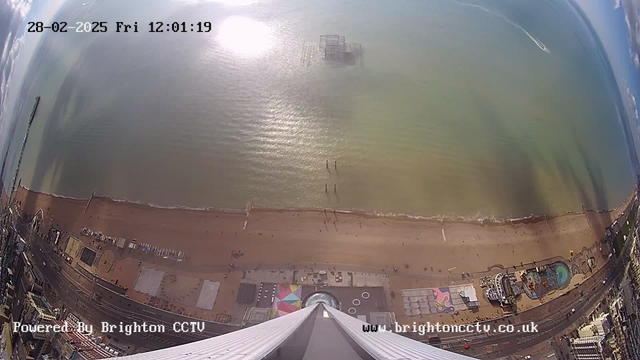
[217,16,273,57]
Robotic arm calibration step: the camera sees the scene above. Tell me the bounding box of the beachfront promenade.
[9,185,637,356]
[21,225,624,358]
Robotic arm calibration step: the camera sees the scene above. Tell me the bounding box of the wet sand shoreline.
[13,185,634,277]
[16,185,633,225]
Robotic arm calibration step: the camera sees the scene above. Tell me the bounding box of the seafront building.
[620,227,640,359]
[569,336,606,360]
[0,204,111,360]
[1,185,639,358]
[552,313,612,360]
[483,272,523,306]
[577,313,609,338]
[553,205,640,360]
[48,317,114,359]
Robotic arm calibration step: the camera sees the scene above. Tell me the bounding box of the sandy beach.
[14,186,632,277]
[10,185,637,329]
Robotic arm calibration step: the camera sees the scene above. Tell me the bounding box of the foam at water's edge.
[16,185,633,225]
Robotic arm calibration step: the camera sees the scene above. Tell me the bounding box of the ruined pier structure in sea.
[301,35,364,67]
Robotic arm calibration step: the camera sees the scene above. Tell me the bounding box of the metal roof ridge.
[323,304,476,360]
[108,304,318,360]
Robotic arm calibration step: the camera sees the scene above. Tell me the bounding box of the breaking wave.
[17,185,628,226]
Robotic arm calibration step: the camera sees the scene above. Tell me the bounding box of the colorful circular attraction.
[555,262,570,287]
[523,261,572,299]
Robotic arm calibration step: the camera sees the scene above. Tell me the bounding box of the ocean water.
[2,0,636,218]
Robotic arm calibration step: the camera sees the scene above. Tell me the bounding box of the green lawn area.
[613,203,638,257]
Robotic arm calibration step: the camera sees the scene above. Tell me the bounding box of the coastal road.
[17,216,626,358]
[436,254,620,358]
[21,224,239,353]
[29,245,200,350]
[36,229,617,358]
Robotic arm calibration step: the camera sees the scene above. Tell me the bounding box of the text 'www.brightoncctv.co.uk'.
[362,322,539,335]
